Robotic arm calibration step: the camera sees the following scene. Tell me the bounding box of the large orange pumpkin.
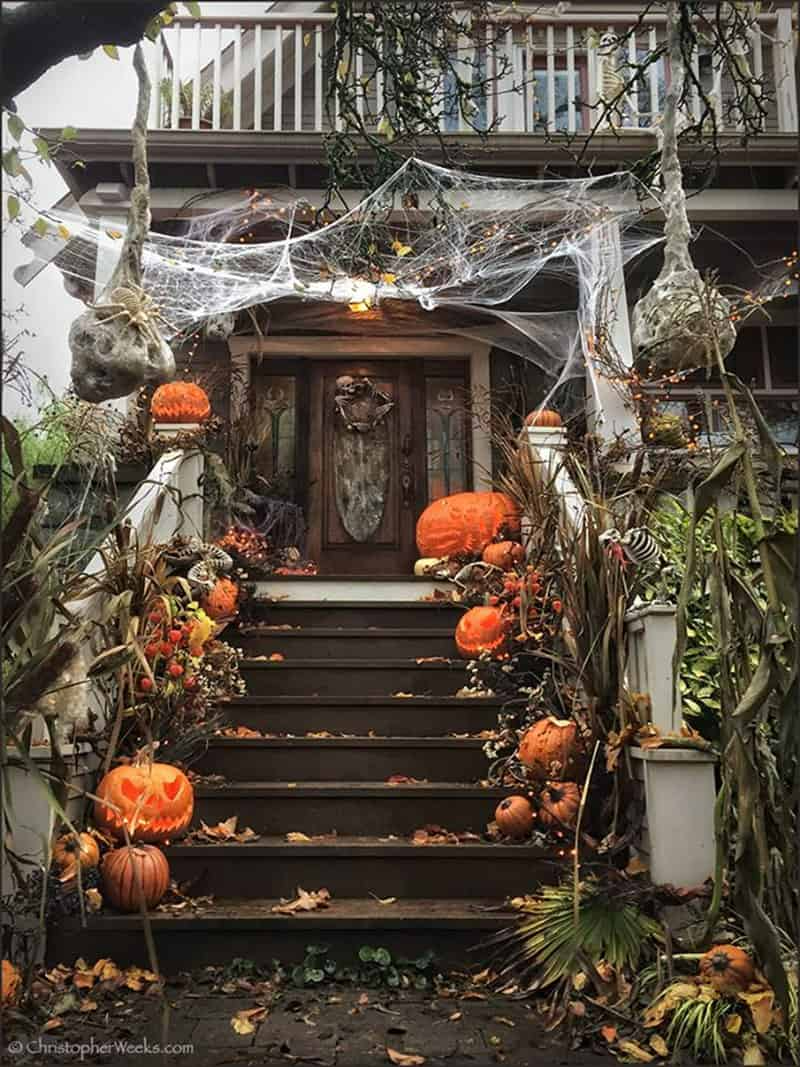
[94,762,194,843]
[1,959,22,1005]
[518,717,585,780]
[482,541,525,570]
[202,578,239,620]
[151,382,211,424]
[52,832,100,877]
[538,781,581,828]
[416,492,520,558]
[698,945,755,994]
[524,408,562,428]
[495,796,534,839]
[101,845,170,912]
[455,606,510,659]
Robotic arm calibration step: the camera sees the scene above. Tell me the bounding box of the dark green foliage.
[291,944,436,991]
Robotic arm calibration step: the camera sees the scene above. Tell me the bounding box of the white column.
[774,7,798,133]
[581,219,641,449]
[624,603,681,733]
[521,425,584,529]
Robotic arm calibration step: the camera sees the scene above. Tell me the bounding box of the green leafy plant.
[290,944,436,991]
[159,76,233,126]
[666,995,735,1064]
[488,878,662,991]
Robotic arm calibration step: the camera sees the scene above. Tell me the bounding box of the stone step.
[217,696,501,737]
[232,627,457,660]
[240,659,468,697]
[196,737,488,783]
[192,781,503,836]
[46,898,515,973]
[246,600,462,629]
[166,838,554,900]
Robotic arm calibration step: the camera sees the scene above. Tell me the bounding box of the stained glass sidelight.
[425,376,469,502]
[253,376,296,497]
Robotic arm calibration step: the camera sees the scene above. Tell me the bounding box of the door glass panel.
[425,377,469,501]
[253,376,296,498]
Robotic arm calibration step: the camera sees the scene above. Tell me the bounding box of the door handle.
[400,433,414,508]
[401,470,414,508]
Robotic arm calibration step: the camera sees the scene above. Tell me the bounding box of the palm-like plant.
[487,878,662,991]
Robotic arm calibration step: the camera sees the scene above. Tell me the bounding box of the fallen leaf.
[415,656,449,664]
[648,1034,669,1057]
[43,1018,63,1031]
[449,1011,462,1022]
[643,981,699,1027]
[372,896,397,906]
[625,855,649,876]
[572,972,588,992]
[601,1025,617,1043]
[742,1042,766,1065]
[187,816,260,844]
[568,1001,585,1017]
[738,989,775,1034]
[269,653,284,661]
[388,775,427,785]
[492,1015,516,1027]
[615,1039,655,1062]
[286,832,313,843]
[231,1006,268,1035]
[78,999,98,1013]
[387,1049,425,1066]
[271,887,331,915]
[725,1012,742,1034]
[221,725,263,738]
[358,993,370,1005]
[392,692,415,698]
[85,888,103,912]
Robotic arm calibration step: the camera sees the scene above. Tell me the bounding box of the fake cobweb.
[38,157,664,408]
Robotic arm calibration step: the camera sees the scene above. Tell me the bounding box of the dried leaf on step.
[725,1013,742,1034]
[738,989,776,1034]
[648,1034,669,1057]
[286,832,313,843]
[387,1048,425,1066]
[388,775,427,784]
[415,656,449,664]
[43,1018,63,1031]
[742,1042,766,1066]
[371,895,397,905]
[449,1012,462,1022]
[392,692,415,698]
[85,888,103,912]
[492,1015,516,1027]
[78,999,98,1013]
[188,816,260,843]
[625,855,649,876]
[221,725,262,738]
[231,1005,268,1034]
[568,1001,585,1017]
[601,1026,617,1043]
[271,887,331,915]
[615,1039,655,1062]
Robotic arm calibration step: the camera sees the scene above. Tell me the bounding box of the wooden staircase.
[50,598,554,974]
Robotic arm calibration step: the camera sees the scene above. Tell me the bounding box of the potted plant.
[159,76,234,128]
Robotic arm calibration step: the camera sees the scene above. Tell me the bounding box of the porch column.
[580,220,641,451]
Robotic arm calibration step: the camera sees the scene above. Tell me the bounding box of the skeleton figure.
[599,527,661,569]
[205,312,237,340]
[69,46,175,402]
[596,32,626,129]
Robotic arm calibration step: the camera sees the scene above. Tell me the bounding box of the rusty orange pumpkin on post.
[524,409,562,428]
[518,717,585,781]
[101,845,171,912]
[455,605,510,659]
[416,491,520,558]
[94,762,194,843]
[150,381,211,423]
[495,796,534,839]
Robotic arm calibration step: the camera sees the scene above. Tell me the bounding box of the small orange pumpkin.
[495,796,534,839]
[94,762,194,843]
[416,492,520,558]
[538,781,581,828]
[202,578,239,620]
[151,382,211,424]
[524,408,562,428]
[52,832,101,876]
[482,541,525,570]
[518,717,585,780]
[101,845,170,912]
[698,945,755,993]
[455,606,510,659]
[1,958,22,1005]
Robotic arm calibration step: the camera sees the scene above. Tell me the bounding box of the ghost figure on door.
[333,376,395,542]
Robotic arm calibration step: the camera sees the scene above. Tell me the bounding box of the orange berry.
[139,677,154,692]
[168,661,184,678]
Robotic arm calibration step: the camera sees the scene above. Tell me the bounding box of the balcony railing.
[146,8,797,136]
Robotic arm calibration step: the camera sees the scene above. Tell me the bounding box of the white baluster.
[627,28,638,127]
[586,26,598,127]
[526,25,535,134]
[295,24,304,130]
[213,23,222,129]
[171,24,181,129]
[485,23,495,127]
[355,44,364,121]
[314,24,323,131]
[546,25,556,132]
[712,50,723,130]
[773,7,797,132]
[648,26,658,128]
[191,21,201,129]
[566,25,576,133]
[233,24,242,130]
[254,23,262,131]
[149,39,163,129]
[274,24,283,132]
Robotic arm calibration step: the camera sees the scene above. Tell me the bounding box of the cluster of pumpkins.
[494,716,585,840]
[56,761,195,916]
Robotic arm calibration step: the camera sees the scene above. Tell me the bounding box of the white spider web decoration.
[36,157,663,406]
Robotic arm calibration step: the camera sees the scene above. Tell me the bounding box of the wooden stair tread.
[63,898,514,928]
[170,837,541,855]
[241,658,464,668]
[207,736,487,747]
[193,781,503,796]
[220,695,500,706]
[238,627,457,637]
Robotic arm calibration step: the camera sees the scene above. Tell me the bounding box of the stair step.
[196,737,489,782]
[247,601,462,629]
[241,659,468,697]
[166,838,555,900]
[47,898,515,972]
[233,628,457,659]
[193,781,505,835]
[218,695,502,737]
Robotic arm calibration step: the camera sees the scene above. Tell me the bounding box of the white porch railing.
[146,8,797,136]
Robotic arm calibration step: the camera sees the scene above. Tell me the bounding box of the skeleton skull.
[69,309,175,402]
[205,312,236,340]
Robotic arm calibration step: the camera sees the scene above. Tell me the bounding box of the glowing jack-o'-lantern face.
[455,606,510,659]
[94,763,194,844]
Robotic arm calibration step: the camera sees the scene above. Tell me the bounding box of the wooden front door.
[307,361,426,575]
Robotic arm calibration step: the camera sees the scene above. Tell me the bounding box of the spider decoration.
[88,284,175,350]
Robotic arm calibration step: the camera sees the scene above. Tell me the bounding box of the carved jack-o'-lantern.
[201,578,239,620]
[150,381,211,424]
[482,541,525,570]
[518,717,585,781]
[416,492,520,558]
[455,605,510,659]
[94,762,194,843]
[101,845,170,912]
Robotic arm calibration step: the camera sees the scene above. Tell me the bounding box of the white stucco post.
[580,220,641,451]
[625,602,718,887]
